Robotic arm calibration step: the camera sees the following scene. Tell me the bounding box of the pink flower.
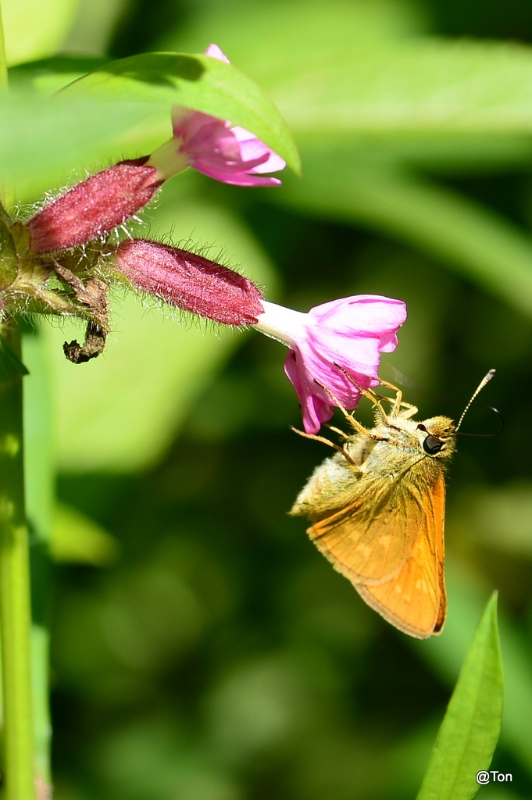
[254,296,407,434]
[147,44,285,187]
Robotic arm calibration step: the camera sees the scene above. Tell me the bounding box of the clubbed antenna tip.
[456,369,496,431]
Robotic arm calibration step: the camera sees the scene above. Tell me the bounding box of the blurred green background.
[7,0,532,797]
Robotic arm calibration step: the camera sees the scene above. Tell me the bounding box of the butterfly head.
[416,416,456,459]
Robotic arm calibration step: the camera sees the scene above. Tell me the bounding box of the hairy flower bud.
[26,157,162,254]
[115,239,265,325]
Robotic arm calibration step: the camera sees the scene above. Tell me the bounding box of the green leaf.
[22,324,53,542]
[60,52,301,175]
[416,593,503,800]
[165,9,532,142]
[165,8,532,178]
[0,49,299,201]
[22,325,54,780]
[2,0,80,66]
[418,561,532,777]
[277,153,532,318]
[166,4,532,174]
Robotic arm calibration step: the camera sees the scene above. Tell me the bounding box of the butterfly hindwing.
[307,477,425,586]
[354,473,446,638]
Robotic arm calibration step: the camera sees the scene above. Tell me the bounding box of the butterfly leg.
[377,379,418,419]
[397,403,419,420]
[325,364,397,428]
[325,423,351,439]
[290,427,360,468]
[314,379,388,442]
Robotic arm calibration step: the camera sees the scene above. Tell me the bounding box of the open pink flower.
[254,296,407,434]
[147,44,285,187]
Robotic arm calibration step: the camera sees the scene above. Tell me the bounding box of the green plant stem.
[23,324,53,787]
[0,0,7,91]
[0,323,36,800]
[0,0,14,220]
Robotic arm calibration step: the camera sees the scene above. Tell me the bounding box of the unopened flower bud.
[115,239,265,325]
[26,157,162,254]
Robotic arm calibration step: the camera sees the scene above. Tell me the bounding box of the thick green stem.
[0,323,36,800]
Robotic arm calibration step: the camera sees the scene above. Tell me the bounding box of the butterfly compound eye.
[423,434,444,455]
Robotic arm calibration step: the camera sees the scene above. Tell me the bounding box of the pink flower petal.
[204,43,230,63]
[255,296,407,434]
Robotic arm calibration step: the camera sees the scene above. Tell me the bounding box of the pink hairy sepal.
[115,239,265,325]
[26,157,162,254]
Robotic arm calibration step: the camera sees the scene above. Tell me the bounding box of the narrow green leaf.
[22,325,53,783]
[416,593,503,800]
[60,52,301,175]
[278,153,532,318]
[416,561,532,777]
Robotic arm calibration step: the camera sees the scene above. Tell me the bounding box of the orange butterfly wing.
[307,477,423,585]
[308,473,446,638]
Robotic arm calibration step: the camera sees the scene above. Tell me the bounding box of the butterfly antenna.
[456,369,496,432]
